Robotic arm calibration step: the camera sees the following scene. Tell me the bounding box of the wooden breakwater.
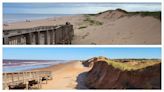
[3,71,52,90]
[3,22,74,45]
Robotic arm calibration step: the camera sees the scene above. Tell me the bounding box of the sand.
[31,61,90,89]
[3,10,161,44]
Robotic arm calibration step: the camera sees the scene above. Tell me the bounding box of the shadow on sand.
[75,71,88,89]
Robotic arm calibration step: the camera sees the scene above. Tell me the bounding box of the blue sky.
[3,3,161,14]
[3,48,161,60]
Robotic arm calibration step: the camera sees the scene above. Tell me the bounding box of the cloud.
[3,3,161,14]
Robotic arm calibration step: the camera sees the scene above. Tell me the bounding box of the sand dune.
[4,9,161,44]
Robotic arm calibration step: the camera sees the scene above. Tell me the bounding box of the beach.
[3,9,161,45]
[3,58,161,89]
[2,3,162,90]
[30,61,90,89]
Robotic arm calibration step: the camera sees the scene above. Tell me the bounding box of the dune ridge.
[3,9,161,44]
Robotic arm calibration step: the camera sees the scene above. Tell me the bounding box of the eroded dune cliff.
[84,57,161,89]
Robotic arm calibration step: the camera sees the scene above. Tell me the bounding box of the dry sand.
[3,10,161,44]
[31,61,90,89]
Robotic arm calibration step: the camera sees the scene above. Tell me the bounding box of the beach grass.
[83,15,103,26]
[97,56,160,71]
[78,26,88,29]
[128,11,161,20]
[87,9,161,20]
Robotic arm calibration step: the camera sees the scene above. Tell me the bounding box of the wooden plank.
[3,23,74,45]
[3,71,52,88]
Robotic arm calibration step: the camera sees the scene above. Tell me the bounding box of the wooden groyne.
[3,71,52,90]
[3,22,74,45]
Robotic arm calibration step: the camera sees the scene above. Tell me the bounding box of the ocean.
[3,60,69,73]
[3,14,75,23]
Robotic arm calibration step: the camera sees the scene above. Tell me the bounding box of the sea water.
[3,14,75,23]
[3,60,69,73]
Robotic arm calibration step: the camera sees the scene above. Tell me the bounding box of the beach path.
[38,61,90,89]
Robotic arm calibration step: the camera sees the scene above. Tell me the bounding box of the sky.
[3,48,161,60]
[3,3,161,14]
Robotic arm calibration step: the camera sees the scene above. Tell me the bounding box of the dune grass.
[97,57,160,71]
[83,15,103,26]
[78,26,88,29]
[128,11,161,20]
[87,9,161,20]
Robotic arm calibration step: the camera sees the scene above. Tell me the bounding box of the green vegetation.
[87,14,97,16]
[116,8,128,13]
[88,9,161,20]
[107,59,160,71]
[128,11,161,20]
[83,15,103,26]
[78,26,88,29]
[97,57,160,71]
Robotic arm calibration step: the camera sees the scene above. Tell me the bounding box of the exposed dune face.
[3,9,161,44]
[85,59,161,89]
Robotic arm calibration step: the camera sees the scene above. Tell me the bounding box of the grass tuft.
[96,57,160,71]
[128,11,161,20]
[78,26,87,29]
[83,15,103,26]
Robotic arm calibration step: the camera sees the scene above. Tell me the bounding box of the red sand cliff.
[85,59,161,89]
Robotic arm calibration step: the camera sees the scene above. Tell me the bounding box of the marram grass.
[96,57,160,71]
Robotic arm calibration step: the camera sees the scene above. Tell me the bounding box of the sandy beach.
[3,58,161,89]
[30,61,90,89]
[3,9,161,45]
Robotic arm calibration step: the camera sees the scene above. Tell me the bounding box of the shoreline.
[3,61,90,89]
[29,61,78,72]
[3,14,78,24]
[3,60,73,73]
[3,9,161,44]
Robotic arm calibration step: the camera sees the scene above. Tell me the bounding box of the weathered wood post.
[17,35,22,44]
[45,72,48,84]
[66,22,73,44]
[17,72,20,81]
[25,81,29,90]
[11,73,14,83]
[37,72,41,89]
[53,29,56,44]
[26,33,33,44]
[50,30,54,44]
[21,35,25,44]
[15,39,17,44]
[62,26,65,44]
[55,26,62,44]
[3,37,9,44]
[45,30,49,44]
[35,32,40,44]
[23,72,25,83]
[4,73,9,90]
